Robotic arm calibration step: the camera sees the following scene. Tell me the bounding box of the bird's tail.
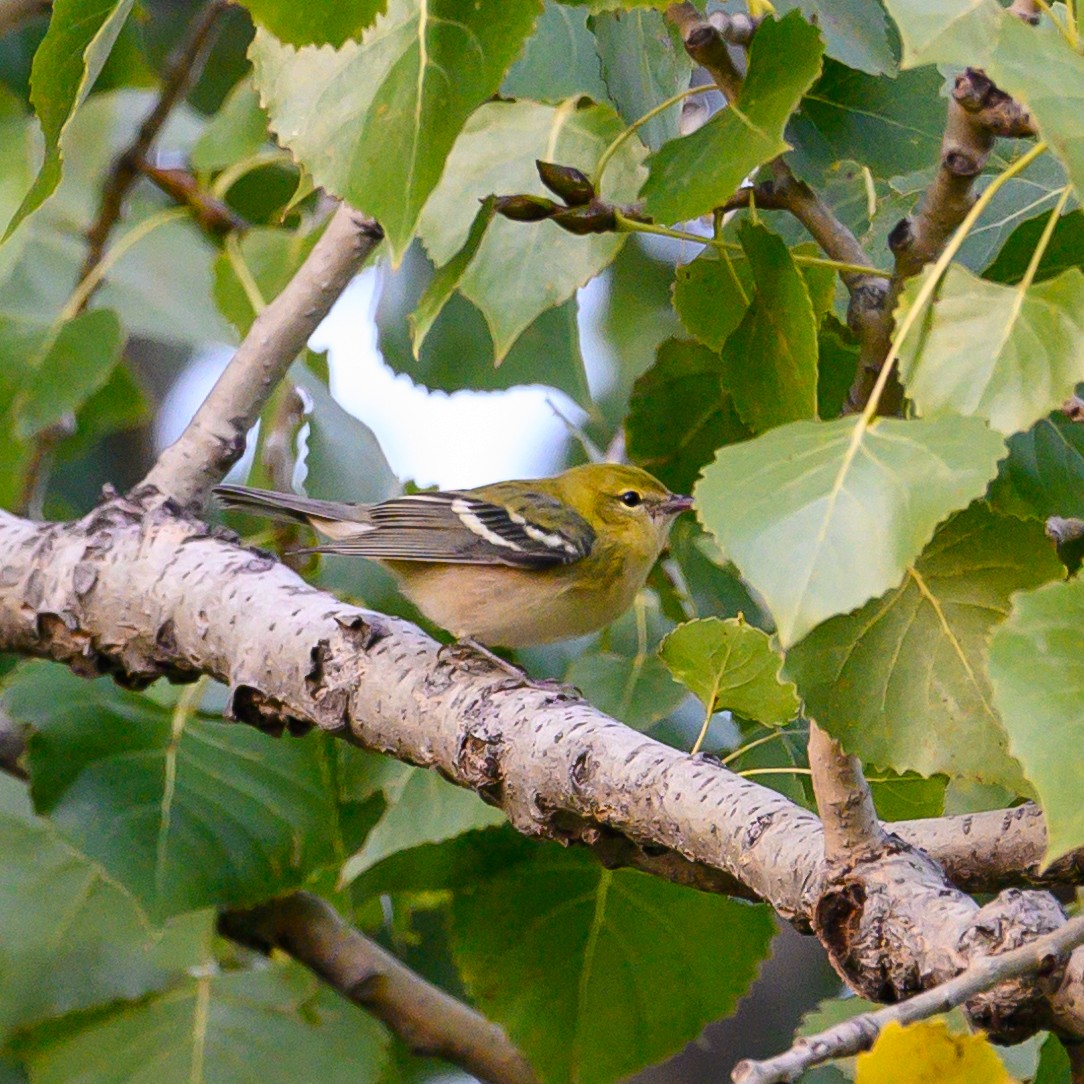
[213,484,365,526]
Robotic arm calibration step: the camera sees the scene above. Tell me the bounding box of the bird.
[214,463,693,655]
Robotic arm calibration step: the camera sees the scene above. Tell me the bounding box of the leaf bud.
[535,161,595,206]
[494,194,559,222]
[551,202,617,235]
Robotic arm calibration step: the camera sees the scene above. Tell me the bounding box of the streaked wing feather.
[309,492,594,568]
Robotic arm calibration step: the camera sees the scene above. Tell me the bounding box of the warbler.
[214,463,692,648]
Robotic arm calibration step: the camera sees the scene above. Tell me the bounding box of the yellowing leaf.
[856,1020,1013,1084]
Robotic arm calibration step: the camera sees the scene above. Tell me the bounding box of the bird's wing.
[303,491,596,569]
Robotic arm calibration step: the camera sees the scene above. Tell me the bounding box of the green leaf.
[0,89,33,273]
[409,195,496,355]
[626,337,751,495]
[773,0,896,76]
[501,1,610,102]
[897,263,1084,437]
[17,963,389,1084]
[990,413,1084,521]
[660,616,800,726]
[239,0,386,47]
[788,61,944,188]
[5,0,136,237]
[0,774,208,1040]
[672,250,753,352]
[5,667,339,920]
[787,504,1060,785]
[989,576,1084,863]
[249,0,542,260]
[416,97,644,361]
[985,209,1084,286]
[589,8,691,151]
[341,765,503,883]
[886,3,1084,200]
[695,414,1006,647]
[869,770,946,821]
[720,222,819,432]
[190,76,270,171]
[817,316,859,420]
[294,366,399,505]
[642,13,824,223]
[566,648,688,730]
[1034,1034,1073,1084]
[11,309,125,440]
[451,846,774,1084]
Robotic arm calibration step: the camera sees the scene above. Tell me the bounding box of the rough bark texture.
[2,500,1083,1049]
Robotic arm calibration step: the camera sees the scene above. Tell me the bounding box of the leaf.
[0,774,208,1040]
[672,250,753,352]
[239,0,387,47]
[642,14,824,224]
[773,0,896,76]
[11,309,125,440]
[625,337,752,495]
[566,649,688,731]
[788,61,945,188]
[897,263,1084,437]
[451,845,775,1084]
[17,963,389,1084]
[990,413,1084,521]
[695,414,1006,647]
[989,576,1084,864]
[4,667,339,920]
[855,1019,1011,1084]
[720,222,819,432]
[787,504,1060,785]
[1035,1034,1073,1084]
[409,195,496,355]
[660,616,800,726]
[5,0,136,237]
[589,8,691,151]
[817,316,859,420]
[869,771,946,821]
[190,77,270,171]
[500,1,610,102]
[985,209,1084,285]
[340,766,505,884]
[293,366,399,505]
[416,97,644,361]
[886,3,1084,200]
[249,0,543,260]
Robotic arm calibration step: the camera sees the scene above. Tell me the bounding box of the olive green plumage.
[214,463,692,648]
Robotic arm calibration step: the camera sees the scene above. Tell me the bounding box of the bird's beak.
[656,494,694,516]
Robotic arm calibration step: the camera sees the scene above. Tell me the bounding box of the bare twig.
[845,65,1037,414]
[138,162,246,235]
[219,893,538,1084]
[808,722,886,861]
[666,3,744,101]
[79,0,230,292]
[733,912,1084,1084]
[138,203,383,510]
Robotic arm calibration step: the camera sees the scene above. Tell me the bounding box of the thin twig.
[78,0,230,295]
[807,722,886,861]
[732,913,1084,1084]
[138,203,383,510]
[219,893,539,1084]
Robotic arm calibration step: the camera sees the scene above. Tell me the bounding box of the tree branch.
[733,912,1084,1084]
[808,722,886,861]
[138,203,383,510]
[219,893,538,1084]
[79,0,231,290]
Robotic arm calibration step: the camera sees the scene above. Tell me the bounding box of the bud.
[551,202,617,235]
[494,194,559,222]
[536,161,595,206]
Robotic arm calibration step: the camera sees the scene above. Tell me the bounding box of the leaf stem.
[614,213,888,278]
[860,140,1048,423]
[1017,185,1071,295]
[593,85,715,187]
[721,727,794,767]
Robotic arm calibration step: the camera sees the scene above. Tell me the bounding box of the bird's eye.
[619,490,642,508]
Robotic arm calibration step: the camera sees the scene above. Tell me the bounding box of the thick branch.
[219,893,537,1084]
[80,0,230,288]
[734,912,1084,1084]
[139,204,383,509]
